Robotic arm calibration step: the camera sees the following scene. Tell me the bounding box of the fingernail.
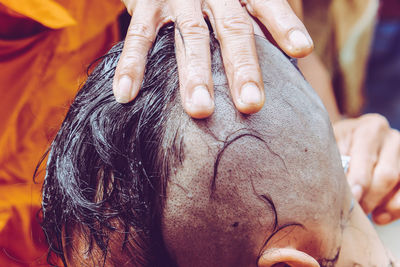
[240,82,262,105]
[375,212,392,224]
[289,30,312,49]
[189,85,213,109]
[351,185,363,201]
[115,75,133,103]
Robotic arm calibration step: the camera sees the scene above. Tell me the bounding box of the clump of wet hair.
[39,24,219,267]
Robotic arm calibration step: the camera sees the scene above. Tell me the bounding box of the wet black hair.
[39,24,215,266]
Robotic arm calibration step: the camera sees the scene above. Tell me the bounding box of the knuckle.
[176,17,209,38]
[220,14,253,37]
[364,113,389,129]
[232,57,258,72]
[357,154,378,167]
[127,23,156,43]
[349,170,372,187]
[122,48,148,63]
[352,177,369,188]
[375,167,399,188]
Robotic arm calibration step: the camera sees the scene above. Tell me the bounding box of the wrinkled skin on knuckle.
[220,54,258,80]
[220,14,253,38]
[183,53,209,69]
[174,20,210,67]
[176,16,209,39]
[127,23,156,44]
[228,49,255,65]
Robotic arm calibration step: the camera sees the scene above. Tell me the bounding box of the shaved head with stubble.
[41,25,396,267]
[163,34,349,266]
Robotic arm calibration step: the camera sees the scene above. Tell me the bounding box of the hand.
[333,114,400,225]
[113,0,313,118]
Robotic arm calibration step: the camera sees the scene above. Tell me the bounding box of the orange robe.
[0,1,124,266]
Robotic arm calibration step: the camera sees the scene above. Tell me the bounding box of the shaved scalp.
[162,36,346,267]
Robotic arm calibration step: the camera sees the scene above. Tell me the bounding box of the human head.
[40,24,394,266]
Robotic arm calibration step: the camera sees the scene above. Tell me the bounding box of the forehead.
[162,37,348,266]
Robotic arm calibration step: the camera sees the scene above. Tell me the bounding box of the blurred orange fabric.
[0,0,124,266]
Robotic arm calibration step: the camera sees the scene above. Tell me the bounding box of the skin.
[113,0,313,118]
[162,36,396,266]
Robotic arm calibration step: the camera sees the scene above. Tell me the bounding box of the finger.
[244,0,313,58]
[207,0,264,114]
[347,116,389,202]
[122,0,135,15]
[332,119,356,155]
[172,0,214,118]
[361,129,400,213]
[113,2,160,103]
[372,184,400,225]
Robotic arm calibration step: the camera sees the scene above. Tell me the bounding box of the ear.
[258,248,320,267]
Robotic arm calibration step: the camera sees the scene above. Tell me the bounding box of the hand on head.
[113,0,313,118]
